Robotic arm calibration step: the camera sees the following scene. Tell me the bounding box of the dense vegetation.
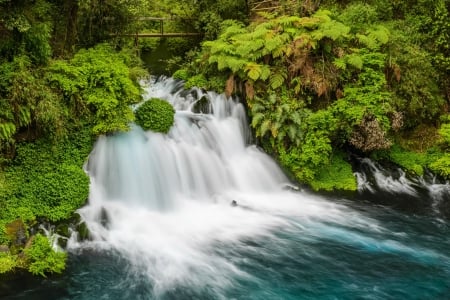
[175,0,450,191]
[0,0,448,277]
[0,0,146,276]
[134,98,175,133]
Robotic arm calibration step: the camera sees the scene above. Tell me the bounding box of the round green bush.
[134,98,175,133]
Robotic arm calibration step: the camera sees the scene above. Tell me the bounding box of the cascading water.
[3,78,449,300]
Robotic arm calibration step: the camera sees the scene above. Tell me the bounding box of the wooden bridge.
[125,17,202,39]
[118,2,287,40]
[249,0,281,13]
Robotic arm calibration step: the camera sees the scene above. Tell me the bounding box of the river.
[1,78,449,300]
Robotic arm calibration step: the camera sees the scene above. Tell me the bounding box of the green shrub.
[172,68,191,81]
[310,153,357,192]
[0,252,17,274]
[48,44,143,135]
[0,126,92,244]
[429,154,450,179]
[387,144,427,176]
[24,234,66,277]
[134,98,175,133]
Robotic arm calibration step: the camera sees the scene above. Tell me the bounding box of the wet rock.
[77,222,90,241]
[192,96,212,114]
[57,238,68,249]
[100,207,110,228]
[56,224,70,238]
[5,219,27,248]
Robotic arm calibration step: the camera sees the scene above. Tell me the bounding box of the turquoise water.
[2,196,449,300]
[1,79,449,299]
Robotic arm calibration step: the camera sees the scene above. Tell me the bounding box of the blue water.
[1,196,449,300]
[1,79,449,299]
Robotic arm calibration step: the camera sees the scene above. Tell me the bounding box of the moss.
[374,144,449,179]
[77,222,90,241]
[386,144,428,176]
[24,234,66,277]
[0,126,92,245]
[134,98,175,134]
[429,154,450,179]
[184,74,209,90]
[172,68,191,81]
[309,153,357,192]
[0,252,17,274]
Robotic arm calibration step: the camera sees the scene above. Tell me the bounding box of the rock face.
[5,219,27,248]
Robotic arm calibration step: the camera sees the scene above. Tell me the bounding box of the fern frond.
[260,65,271,81]
[270,72,285,89]
[333,58,347,70]
[260,119,272,137]
[0,122,16,140]
[245,62,262,80]
[346,54,363,69]
[251,112,265,128]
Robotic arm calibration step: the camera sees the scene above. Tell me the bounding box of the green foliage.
[437,123,450,150]
[134,98,175,133]
[0,252,17,274]
[386,145,428,176]
[24,234,66,277]
[48,44,143,135]
[0,126,92,244]
[184,74,209,89]
[249,92,305,147]
[309,152,357,191]
[173,69,191,81]
[377,144,449,179]
[429,154,450,179]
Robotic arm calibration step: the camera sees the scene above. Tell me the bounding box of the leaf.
[260,119,272,137]
[245,63,262,81]
[333,58,347,70]
[251,112,265,128]
[270,72,285,89]
[346,54,363,70]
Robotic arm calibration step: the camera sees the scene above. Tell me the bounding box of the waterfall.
[85,77,289,213]
[68,77,450,299]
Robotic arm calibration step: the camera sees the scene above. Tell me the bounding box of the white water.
[70,78,448,297]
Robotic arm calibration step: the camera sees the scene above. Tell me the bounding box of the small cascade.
[39,224,66,252]
[355,158,450,217]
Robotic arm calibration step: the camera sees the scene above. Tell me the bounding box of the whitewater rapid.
[68,77,450,299]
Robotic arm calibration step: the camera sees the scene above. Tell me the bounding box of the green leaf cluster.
[48,44,142,135]
[24,234,66,277]
[134,98,175,134]
[0,126,92,244]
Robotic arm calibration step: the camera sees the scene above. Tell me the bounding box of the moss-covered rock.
[134,98,175,133]
[309,153,358,192]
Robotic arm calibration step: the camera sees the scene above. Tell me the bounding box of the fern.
[260,119,272,137]
[251,112,265,127]
[269,72,286,90]
[0,123,16,141]
[346,53,364,69]
[245,63,262,80]
[17,106,31,127]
